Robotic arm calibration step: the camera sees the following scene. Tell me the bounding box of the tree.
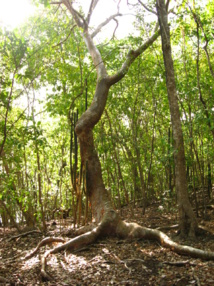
[26,0,214,280]
[156,0,198,237]
[57,0,160,224]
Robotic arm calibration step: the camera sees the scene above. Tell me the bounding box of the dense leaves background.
[0,0,213,227]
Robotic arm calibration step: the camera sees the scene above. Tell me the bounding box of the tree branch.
[61,0,107,78]
[86,0,100,24]
[62,0,85,29]
[51,1,63,4]
[107,29,160,86]
[52,24,76,48]
[111,18,119,40]
[138,0,171,15]
[91,13,122,38]
[138,0,157,15]
[83,30,108,78]
[0,69,17,157]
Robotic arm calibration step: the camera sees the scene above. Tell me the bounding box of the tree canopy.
[0,0,214,281]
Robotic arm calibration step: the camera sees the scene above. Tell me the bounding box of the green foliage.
[0,0,214,224]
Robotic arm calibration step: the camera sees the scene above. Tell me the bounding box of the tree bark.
[156,0,198,237]
[75,80,113,222]
[33,3,214,280]
[61,0,160,223]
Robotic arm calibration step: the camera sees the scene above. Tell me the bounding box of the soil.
[0,203,214,286]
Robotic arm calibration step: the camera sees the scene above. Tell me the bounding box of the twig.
[163,260,197,266]
[91,13,122,38]
[111,18,119,40]
[138,0,157,15]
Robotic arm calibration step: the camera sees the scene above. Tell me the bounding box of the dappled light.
[1,0,214,284]
[21,256,40,271]
[1,205,214,284]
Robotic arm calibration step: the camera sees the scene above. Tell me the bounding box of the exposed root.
[156,224,214,236]
[117,221,214,260]
[74,223,96,235]
[25,212,214,281]
[25,237,65,259]
[40,227,101,280]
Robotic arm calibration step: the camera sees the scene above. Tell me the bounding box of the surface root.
[25,218,214,281]
[25,237,65,259]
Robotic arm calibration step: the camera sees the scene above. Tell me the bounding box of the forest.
[0,0,214,285]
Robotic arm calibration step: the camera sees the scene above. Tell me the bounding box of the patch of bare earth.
[0,204,214,285]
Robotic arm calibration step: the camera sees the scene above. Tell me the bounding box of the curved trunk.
[32,3,214,281]
[75,79,113,222]
[62,0,160,225]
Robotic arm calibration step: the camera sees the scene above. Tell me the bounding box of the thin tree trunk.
[0,200,21,232]
[105,111,129,205]
[36,145,47,232]
[156,0,198,237]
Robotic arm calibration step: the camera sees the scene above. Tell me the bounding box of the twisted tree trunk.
[30,1,214,280]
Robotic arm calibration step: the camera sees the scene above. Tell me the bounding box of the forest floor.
[0,202,214,286]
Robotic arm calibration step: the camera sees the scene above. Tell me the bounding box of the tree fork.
[34,0,214,280]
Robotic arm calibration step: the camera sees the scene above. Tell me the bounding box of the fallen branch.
[162,260,197,266]
[8,230,42,241]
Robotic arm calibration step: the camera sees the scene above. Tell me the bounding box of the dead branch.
[156,224,179,231]
[111,18,119,40]
[162,260,197,266]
